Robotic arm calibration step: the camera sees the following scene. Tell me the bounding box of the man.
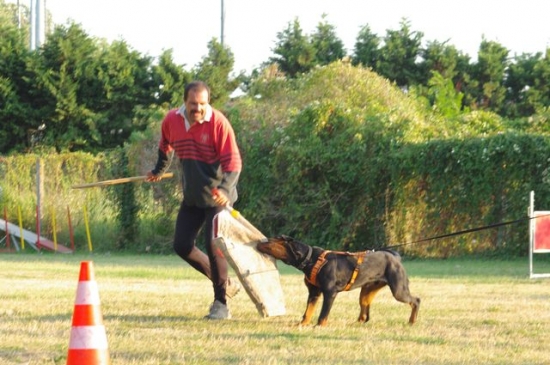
[146,81,242,319]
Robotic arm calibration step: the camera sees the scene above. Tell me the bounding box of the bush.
[3,62,550,258]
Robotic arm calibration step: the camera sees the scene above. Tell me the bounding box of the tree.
[34,22,103,151]
[503,52,542,117]
[351,24,380,68]
[420,40,461,81]
[0,0,37,153]
[452,52,478,111]
[426,71,464,118]
[531,49,550,112]
[310,14,346,66]
[151,49,192,107]
[471,38,509,112]
[270,18,316,78]
[193,38,242,108]
[377,18,423,88]
[31,22,157,152]
[92,39,156,149]
[416,40,475,113]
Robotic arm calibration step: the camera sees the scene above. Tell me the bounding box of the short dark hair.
[184,81,210,102]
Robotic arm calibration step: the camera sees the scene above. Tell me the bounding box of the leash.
[384,213,550,250]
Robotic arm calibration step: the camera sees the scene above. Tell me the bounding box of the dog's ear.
[280,234,292,241]
[271,235,288,243]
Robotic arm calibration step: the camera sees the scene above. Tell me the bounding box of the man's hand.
[212,188,230,206]
[145,171,163,182]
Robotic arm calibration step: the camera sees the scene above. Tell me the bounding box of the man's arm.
[146,149,171,182]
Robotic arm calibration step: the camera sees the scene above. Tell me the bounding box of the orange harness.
[305,251,367,291]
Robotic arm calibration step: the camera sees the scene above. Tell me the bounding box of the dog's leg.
[316,290,338,327]
[357,281,386,323]
[408,297,421,324]
[301,283,321,326]
[386,261,421,324]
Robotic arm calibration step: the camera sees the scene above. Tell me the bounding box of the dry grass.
[1,254,549,364]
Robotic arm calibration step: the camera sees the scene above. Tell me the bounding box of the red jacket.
[153,107,242,208]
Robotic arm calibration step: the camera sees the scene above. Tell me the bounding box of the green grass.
[1,253,550,364]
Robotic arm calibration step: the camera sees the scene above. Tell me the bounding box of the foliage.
[193,38,243,108]
[503,52,542,117]
[419,40,462,80]
[232,63,550,257]
[0,2,239,154]
[2,2,550,157]
[351,24,380,68]
[310,14,346,66]
[102,148,139,250]
[411,71,464,119]
[36,23,104,151]
[2,1,550,258]
[471,38,510,112]
[376,18,424,87]
[269,18,316,78]
[266,101,391,248]
[504,106,550,134]
[124,107,182,253]
[2,61,550,258]
[389,133,550,257]
[150,49,192,107]
[241,62,444,144]
[0,2,34,153]
[0,151,111,252]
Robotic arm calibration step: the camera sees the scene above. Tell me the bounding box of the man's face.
[185,88,210,123]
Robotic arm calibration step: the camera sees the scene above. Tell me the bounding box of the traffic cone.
[67,261,110,365]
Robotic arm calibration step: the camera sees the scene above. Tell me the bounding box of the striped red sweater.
[153,107,242,208]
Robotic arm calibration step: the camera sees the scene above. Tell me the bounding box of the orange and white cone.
[67,261,110,365]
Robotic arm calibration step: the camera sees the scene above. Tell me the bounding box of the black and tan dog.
[256,235,420,327]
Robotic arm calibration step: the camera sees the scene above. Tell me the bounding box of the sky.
[13,0,550,74]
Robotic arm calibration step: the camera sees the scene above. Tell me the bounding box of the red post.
[67,205,75,252]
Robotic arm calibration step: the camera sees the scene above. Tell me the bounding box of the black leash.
[384,213,550,250]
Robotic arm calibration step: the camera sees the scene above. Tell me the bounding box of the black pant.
[173,202,228,303]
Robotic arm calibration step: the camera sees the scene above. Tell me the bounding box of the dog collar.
[296,245,313,270]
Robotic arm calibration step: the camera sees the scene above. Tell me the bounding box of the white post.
[30,0,36,50]
[35,0,45,48]
[220,0,225,46]
[29,0,45,51]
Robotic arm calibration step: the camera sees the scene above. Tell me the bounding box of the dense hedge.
[230,63,550,257]
[2,63,549,257]
[231,101,550,258]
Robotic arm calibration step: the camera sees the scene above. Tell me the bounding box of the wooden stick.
[71,172,174,189]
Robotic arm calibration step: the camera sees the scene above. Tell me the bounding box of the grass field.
[1,253,550,364]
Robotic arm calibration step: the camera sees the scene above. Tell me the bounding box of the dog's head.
[257,235,312,268]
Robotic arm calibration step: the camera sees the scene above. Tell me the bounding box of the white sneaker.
[205,300,231,320]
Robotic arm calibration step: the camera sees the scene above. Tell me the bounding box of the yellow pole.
[17,205,25,250]
[51,206,57,252]
[83,204,93,252]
